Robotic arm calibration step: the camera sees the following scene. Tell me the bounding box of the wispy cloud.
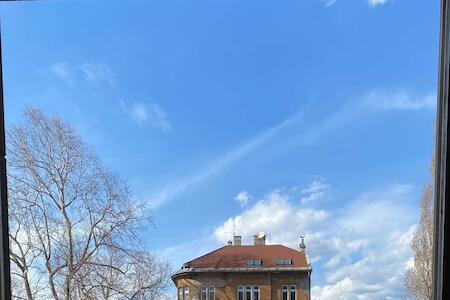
[323,0,389,7]
[368,0,388,7]
[47,62,115,86]
[362,89,436,111]
[79,63,115,85]
[147,88,434,208]
[127,102,171,131]
[321,0,337,7]
[296,88,435,146]
[147,114,299,207]
[300,179,330,204]
[49,63,77,87]
[234,191,252,207]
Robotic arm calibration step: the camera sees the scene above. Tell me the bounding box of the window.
[282,285,288,300]
[201,286,215,300]
[238,285,259,300]
[282,285,296,300]
[246,259,262,266]
[179,287,189,300]
[209,286,215,300]
[238,285,244,300]
[290,285,296,300]
[178,287,183,300]
[253,286,260,300]
[276,259,293,265]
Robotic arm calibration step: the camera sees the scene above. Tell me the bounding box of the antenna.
[232,218,236,238]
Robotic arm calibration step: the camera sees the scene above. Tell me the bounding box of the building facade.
[172,234,312,300]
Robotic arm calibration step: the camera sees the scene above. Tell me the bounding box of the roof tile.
[186,245,308,269]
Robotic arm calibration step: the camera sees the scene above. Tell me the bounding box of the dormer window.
[276,259,292,265]
[246,259,262,266]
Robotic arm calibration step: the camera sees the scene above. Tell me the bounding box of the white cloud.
[79,63,115,85]
[368,0,388,6]
[362,89,436,111]
[48,62,115,86]
[322,0,389,7]
[128,102,171,131]
[49,63,76,86]
[235,191,252,207]
[213,183,417,299]
[300,180,330,204]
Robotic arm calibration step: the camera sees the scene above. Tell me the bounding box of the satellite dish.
[257,231,266,239]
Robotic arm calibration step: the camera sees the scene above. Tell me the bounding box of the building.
[172,233,312,300]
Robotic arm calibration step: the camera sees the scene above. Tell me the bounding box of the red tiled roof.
[185,245,309,269]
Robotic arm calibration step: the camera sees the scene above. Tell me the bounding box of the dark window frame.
[434,1,450,299]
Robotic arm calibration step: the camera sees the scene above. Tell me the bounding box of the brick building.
[172,233,312,300]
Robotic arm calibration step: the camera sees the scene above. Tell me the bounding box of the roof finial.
[299,235,306,252]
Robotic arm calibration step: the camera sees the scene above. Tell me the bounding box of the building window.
[282,285,296,300]
[290,285,296,300]
[179,287,183,300]
[238,285,244,300]
[238,285,259,300]
[179,287,189,300]
[246,259,262,266]
[201,286,215,300]
[276,259,293,265]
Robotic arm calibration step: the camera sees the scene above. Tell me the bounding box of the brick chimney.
[253,232,266,246]
[233,235,242,246]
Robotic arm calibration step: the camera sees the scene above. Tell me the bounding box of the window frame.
[201,285,215,300]
[178,286,189,300]
[281,285,296,300]
[246,259,263,266]
[237,285,260,300]
[277,259,293,265]
[434,1,450,299]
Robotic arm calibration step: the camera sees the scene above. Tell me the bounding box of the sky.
[0,0,440,299]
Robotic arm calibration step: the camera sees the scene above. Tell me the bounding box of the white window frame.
[184,287,189,300]
[237,285,259,300]
[201,285,215,300]
[282,285,296,300]
[178,287,183,300]
[178,287,189,300]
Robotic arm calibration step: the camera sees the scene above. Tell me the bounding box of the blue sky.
[0,0,439,298]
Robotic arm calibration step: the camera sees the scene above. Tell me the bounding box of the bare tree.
[7,108,170,300]
[404,150,434,299]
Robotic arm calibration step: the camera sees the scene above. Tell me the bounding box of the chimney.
[299,235,306,253]
[227,240,233,246]
[254,231,266,246]
[233,235,242,246]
